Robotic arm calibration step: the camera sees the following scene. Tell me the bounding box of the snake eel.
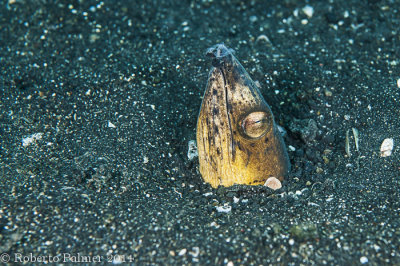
[196,44,290,188]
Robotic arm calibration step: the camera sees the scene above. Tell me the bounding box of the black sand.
[1,0,399,264]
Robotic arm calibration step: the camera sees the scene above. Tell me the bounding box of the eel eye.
[241,111,271,139]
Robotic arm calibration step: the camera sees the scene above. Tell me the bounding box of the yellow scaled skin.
[196,44,290,188]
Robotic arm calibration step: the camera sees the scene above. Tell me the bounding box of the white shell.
[264,177,282,190]
[380,138,394,157]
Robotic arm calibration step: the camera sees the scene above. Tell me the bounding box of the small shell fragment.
[215,204,232,213]
[178,249,187,256]
[380,138,394,157]
[352,128,359,151]
[264,177,282,190]
[187,140,198,161]
[256,34,271,43]
[22,133,43,147]
[345,130,351,157]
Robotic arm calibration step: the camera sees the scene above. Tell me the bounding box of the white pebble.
[264,177,282,190]
[108,121,116,128]
[178,249,187,256]
[215,204,232,213]
[210,221,219,228]
[360,256,368,264]
[380,138,394,157]
[22,133,43,147]
[233,196,240,203]
[397,78,400,88]
[302,5,314,18]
